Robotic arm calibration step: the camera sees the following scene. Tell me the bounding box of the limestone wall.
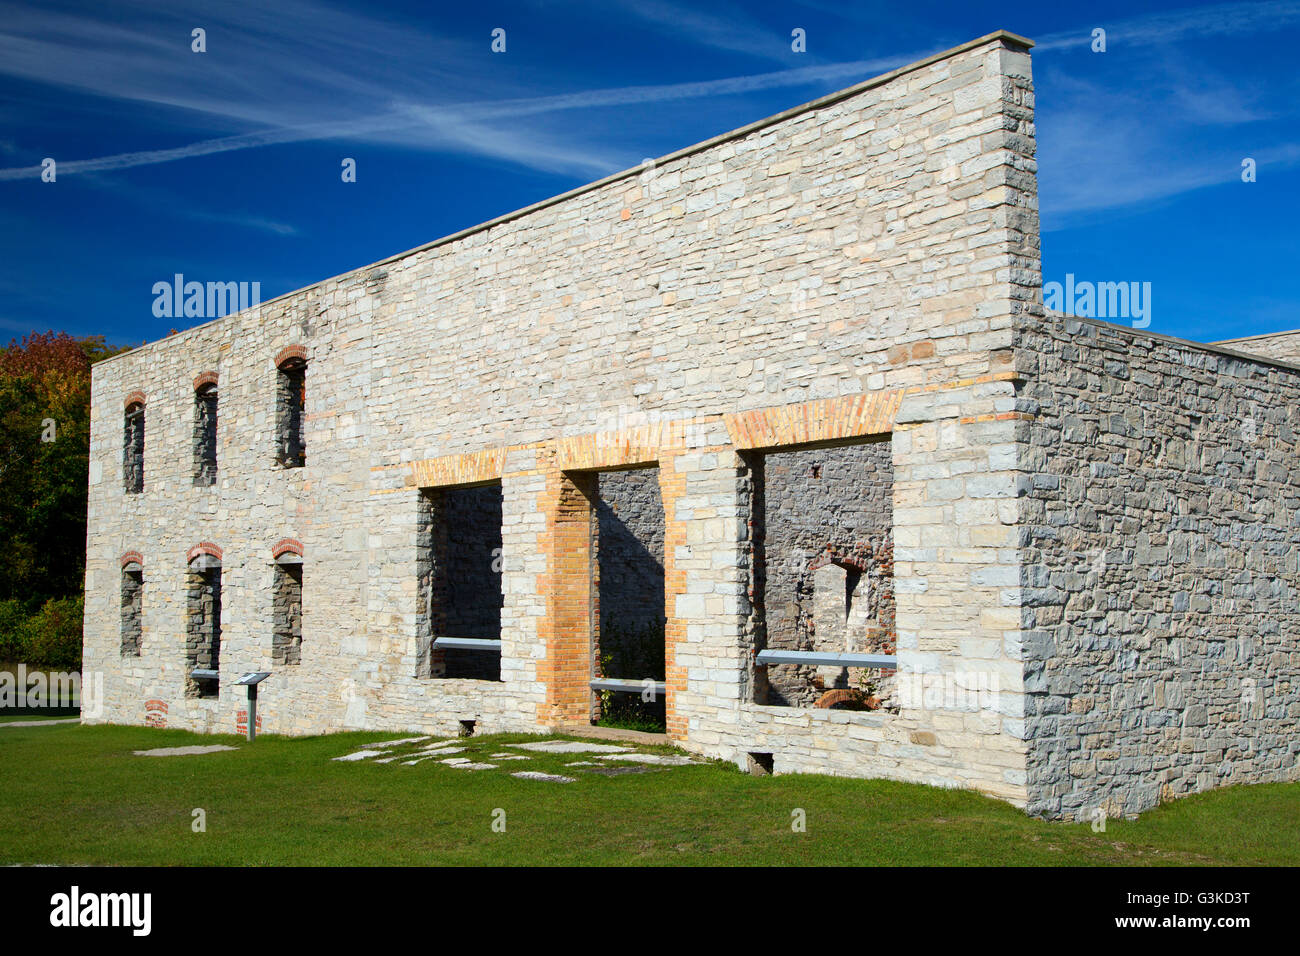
[1020,315,1300,819]
[83,31,1040,804]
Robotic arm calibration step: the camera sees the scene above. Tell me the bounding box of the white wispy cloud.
[595,0,802,64]
[0,9,921,183]
[1035,39,1300,226]
[74,172,300,235]
[1033,0,1300,51]
[1,0,1297,230]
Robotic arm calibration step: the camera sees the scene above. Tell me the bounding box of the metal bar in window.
[431,637,502,651]
[589,678,667,696]
[755,650,896,668]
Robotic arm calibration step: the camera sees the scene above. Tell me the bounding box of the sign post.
[234,672,271,742]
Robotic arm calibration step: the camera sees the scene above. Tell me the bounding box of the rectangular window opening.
[417,482,503,681]
[185,560,221,699]
[593,466,666,733]
[272,560,303,665]
[276,360,306,468]
[120,566,142,657]
[747,438,896,712]
[193,385,218,485]
[123,404,144,494]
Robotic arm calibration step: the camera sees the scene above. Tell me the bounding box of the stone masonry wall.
[83,32,1040,806]
[674,373,1029,801]
[1019,315,1300,819]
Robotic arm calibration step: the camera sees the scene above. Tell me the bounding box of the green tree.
[0,332,129,665]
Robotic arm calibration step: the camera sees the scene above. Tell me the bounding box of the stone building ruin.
[83,31,1300,820]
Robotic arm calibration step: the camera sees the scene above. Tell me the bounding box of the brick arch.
[271,538,303,560]
[192,370,219,391]
[123,390,146,410]
[186,542,223,564]
[814,688,879,710]
[274,345,308,368]
[119,550,144,568]
[807,549,872,574]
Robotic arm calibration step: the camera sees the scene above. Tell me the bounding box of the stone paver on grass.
[580,765,667,776]
[508,741,631,754]
[370,736,431,748]
[333,749,390,762]
[326,734,701,785]
[599,753,695,766]
[134,745,239,757]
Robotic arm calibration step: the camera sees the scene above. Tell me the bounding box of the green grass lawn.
[0,723,1294,866]
[0,710,78,723]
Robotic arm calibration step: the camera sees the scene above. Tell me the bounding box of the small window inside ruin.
[276,358,306,468]
[193,383,218,486]
[123,402,144,493]
[120,564,142,657]
[185,553,222,698]
[417,483,503,681]
[747,439,896,712]
[272,558,303,665]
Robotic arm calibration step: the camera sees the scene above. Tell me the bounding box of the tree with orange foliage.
[0,332,129,666]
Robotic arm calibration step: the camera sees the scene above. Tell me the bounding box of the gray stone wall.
[1020,315,1300,819]
[758,441,894,706]
[674,371,1029,801]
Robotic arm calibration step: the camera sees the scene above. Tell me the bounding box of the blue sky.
[1,0,1298,346]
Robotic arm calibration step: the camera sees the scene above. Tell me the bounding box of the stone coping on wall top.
[1050,312,1300,376]
[94,30,1033,370]
[1214,328,1300,350]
